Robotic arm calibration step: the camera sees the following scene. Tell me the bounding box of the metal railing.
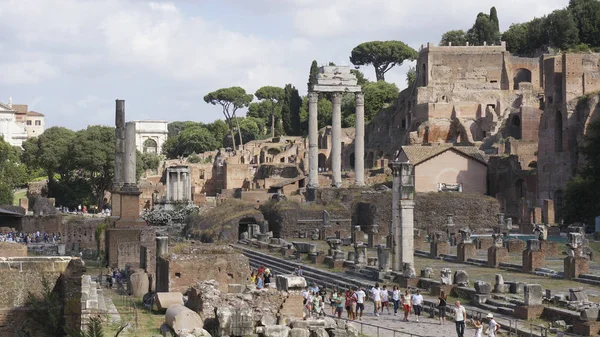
[116,282,139,329]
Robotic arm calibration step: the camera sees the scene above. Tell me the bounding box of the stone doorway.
[238,217,259,240]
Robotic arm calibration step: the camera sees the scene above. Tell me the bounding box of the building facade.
[133,120,168,154]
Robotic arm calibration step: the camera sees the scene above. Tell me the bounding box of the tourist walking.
[453,301,467,337]
[330,290,338,315]
[401,289,411,321]
[334,291,344,318]
[470,318,483,337]
[380,285,390,314]
[411,289,424,322]
[370,283,381,317]
[438,290,447,325]
[313,293,321,317]
[392,285,400,316]
[355,286,366,320]
[486,313,500,337]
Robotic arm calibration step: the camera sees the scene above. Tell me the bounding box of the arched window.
[513,68,532,90]
[143,138,158,154]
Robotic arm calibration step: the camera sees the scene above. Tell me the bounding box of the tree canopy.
[308,60,319,91]
[349,41,417,81]
[255,86,285,137]
[203,87,253,149]
[467,11,501,46]
[440,30,468,46]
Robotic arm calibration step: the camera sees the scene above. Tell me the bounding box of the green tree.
[22,277,65,337]
[281,84,303,135]
[0,136,29,193]
[206,119,230,148]
[349,41,418,81]
[440,30,468,46]
[164,125,219,159]
[237,117,264,143]
[21,126,75,182]
[255,86,285,138]
[406,66,416,87]
[363,81,399,122]
[167,121,202,138]
[203,87,253,149]
[467,12,501,45]
[490,6,500,33]
[350,69,369,86]
[502,23,530,55]
[0,181,12,205]
[526,17,549,52]
[568,0,600,47]
[71,126,115,210]
[308,60,319,91]
[317,98,333,130]
[545,9,580,50]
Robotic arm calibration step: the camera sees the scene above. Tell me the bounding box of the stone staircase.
[81,275,121,327]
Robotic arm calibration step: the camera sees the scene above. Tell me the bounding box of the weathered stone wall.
[156,244,249,294]
[19,214,62,234]
[106,226,156,274]
[184,200,265,243]
[63,218,105,251]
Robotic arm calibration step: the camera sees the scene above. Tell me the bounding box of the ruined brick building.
[366,42,600,224]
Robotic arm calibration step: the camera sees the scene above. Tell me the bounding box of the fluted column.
[114,100,125,189]
[308,92,319,188]
[354,92,365,186]
[124,122,136,185]
[331,92,342,187]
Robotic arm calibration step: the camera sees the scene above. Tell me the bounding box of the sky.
[0,0,569,131]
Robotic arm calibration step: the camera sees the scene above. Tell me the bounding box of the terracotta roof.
[401,145,487,166]
[12,104,27,114]
[26,111,44,117]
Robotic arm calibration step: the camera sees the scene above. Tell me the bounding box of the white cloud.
[0,60,59,85]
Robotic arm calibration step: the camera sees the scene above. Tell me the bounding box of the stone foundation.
[106,226,156,274]
[0,242,27,257]
[564,256,589,280]
[522,250,545,273]
[476,237,493,250]
[457,243,476,262]
[430,242,449,258]
[573,321,600,337]
[504,239,525,253]
[487,246,508,267]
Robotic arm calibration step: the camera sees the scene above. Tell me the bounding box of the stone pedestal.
[542,199,555,224]
[430,242,449,258]
[156,236,169,257]
[457,243,476,262]
[564,256,589,279]
[106,227,156,274]
[487,246,508,267]
[573,321,600,336]
[395,276,420,288]
[513,305,544,320]
[377,246,391,272]
[540,241,559,256]
[354,246,367,266]
[522,250,545,272]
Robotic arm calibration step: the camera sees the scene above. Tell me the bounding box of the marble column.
[354,93,365,186]
[123,122,136,185]
[176,171,181,201]
[331,92,342,187]
[308,92,319,188]
[166,171,171,201]
[391,163,401,271]
[400,199,415,267]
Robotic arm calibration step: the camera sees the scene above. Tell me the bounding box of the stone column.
[308,92,319,188]
[390,163,401,271]
[114,100,125,187]
[176,171,181,201]
[331,92,342,187]
[400,199,415,267]
[124,122,136,185]
[166,171,170,201]
[156,236,169,257]
[354,93,365,186]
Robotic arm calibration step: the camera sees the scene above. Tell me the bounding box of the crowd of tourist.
[249,264,272,290]
[253,266,502,337]
[0,230,62,244]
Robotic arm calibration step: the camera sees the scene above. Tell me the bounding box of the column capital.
[355,92,364,105]
[331,92,342,103]
[308,91,319,102]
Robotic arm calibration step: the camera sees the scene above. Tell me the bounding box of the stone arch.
[143,138,158,154]
[509,115,522,139]
[318,153,327,170]
[555,110,563,153]
[513,68,532,90]
[366,152,375,168]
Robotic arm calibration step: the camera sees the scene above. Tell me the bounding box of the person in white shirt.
[486,313,500,337]
[370,283,382,316]
[453,301,466,337]
[470,318,483,337]
[392,285,401,316]
[380,285,390,314]
[354,286,366,320]
[411,289,424,322]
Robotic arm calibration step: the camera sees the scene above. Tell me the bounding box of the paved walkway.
[343,312,471,337]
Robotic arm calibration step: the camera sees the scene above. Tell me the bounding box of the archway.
[366,152,374,169]
[318,153,327,170]
[239,217,259,240]
[555,111,563,152]
[513,68,532,90]
[509,115,522,139]
[143,138,158,154]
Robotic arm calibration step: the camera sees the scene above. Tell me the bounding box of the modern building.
[133,120,168,154]
[0,102,29,147]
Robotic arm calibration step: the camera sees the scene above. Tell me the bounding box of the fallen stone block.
[262,325,290,337]
[289,328,310,337]
[580,307,600,321]
[275,274,307,291]
[165,304,204,335]
[474,281,492,294]
[155,292,184,311]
